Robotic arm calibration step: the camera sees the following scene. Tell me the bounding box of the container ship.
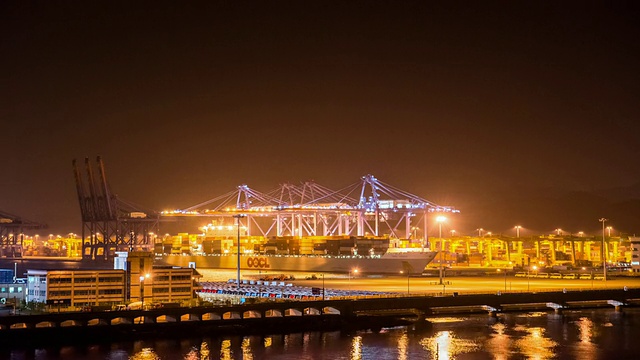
[153,227,437,274]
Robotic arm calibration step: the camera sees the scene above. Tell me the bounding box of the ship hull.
[155,252,437,274]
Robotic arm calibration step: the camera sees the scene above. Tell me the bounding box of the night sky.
[2,1,640,237]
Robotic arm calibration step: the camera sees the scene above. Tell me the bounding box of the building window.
[49,277,72,284]
[171,287,191,293]
[171,275,191,281]
[50,291,72,297]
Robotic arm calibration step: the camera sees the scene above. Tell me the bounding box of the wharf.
[1,288,640,346]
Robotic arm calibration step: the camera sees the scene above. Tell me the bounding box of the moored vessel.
[154,233,437,274]
[155,250,436,274]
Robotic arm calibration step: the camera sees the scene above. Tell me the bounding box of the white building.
[0,282,26,305]
[26,269,48,303]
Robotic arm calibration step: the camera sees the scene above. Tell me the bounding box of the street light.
[606,226,613,237]
[515,225,522,238]
[599,218,608,282]
[348,268,359,291]
[477,228,484,237]
[582,267,594,289]
[400,270,410,295]
[527,265,537,291]
[555,228,563,236]
[578,231,584,237]
[450,229,456,237]
[436,216,446,285]
[139,273,149,310]
[497,268,507,292]
[233,214,246,288]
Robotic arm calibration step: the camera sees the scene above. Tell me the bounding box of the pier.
[2,288,639,346]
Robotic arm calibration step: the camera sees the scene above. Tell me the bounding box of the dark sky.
[2,1,640,236]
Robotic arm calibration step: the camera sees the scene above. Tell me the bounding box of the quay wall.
[1,288,640,346]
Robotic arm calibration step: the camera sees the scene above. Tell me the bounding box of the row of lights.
[13,221,617,241]
[472,225,616,238]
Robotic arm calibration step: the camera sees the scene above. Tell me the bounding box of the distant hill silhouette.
[434,183,640,236]
[595,181,640,202]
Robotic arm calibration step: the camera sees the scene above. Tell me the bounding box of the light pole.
[497,268,507,292]
[555,228,563,236]
[527,265,537,292]
[400,270,410,295]
[139,274,147,310]
[606,226,612,237]
[233,214,246,288]
[349,268,358,291]
[599,218,608,282]
[583,267,594,289]
[515,225,522,238]
[436,216,446,285]
[477,228,484,237]
[450,229,456,237]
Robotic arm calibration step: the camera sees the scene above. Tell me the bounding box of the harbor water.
[4,308,640,359]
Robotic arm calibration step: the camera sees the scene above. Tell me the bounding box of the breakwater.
[2,287,639,346]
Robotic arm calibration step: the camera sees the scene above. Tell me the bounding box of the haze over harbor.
[2,1,640,236]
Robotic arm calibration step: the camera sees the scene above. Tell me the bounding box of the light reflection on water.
[397,332,408,360]
[241,338,253,360]
[351,335,363,360]
[420,330,480,359]
[129,348,161,360]
[573,317,597,360]
[486,322,511,360]
[513,327,557,360]
[9,309,640,360]
[219,339,232,360]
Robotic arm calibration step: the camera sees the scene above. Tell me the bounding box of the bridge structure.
[0,210,45,257]
[73,157,162,260]
[163,174,458,245]
[1,288,639,345]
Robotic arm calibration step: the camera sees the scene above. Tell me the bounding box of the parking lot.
[198,278,393,303]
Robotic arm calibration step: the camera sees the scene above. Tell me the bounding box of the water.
[4,308,640,359]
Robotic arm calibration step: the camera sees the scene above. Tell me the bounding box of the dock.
[1,287,639,346]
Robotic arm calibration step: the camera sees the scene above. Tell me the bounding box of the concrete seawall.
[1,288,639,346]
